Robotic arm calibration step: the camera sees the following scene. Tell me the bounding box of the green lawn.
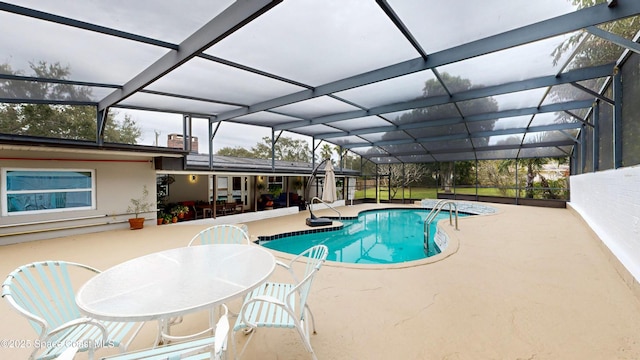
[354,186,568,200]
[355,187,518,200]
[355,187,437,200]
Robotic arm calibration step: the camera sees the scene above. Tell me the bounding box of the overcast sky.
[113,108,310,154]
[2,0,580,155]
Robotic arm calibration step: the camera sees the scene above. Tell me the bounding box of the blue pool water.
[261,209,468,265]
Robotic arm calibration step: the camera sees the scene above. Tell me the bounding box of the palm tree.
[522,158,548,198]
[320,144,334,164]
[498,158,549,198]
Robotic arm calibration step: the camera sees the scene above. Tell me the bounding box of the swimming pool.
[260,208,469,265]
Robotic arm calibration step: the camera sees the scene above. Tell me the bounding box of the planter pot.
[128,218,145,230]
[178,213,184,219]
[172,217,178,223]
[157,218,163,225]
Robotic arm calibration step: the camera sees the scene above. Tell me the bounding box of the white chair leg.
[295,323,317,360]
[231,326,256,360]
[305,304,317,334]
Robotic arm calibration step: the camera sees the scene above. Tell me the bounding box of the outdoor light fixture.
[189,175,197,183]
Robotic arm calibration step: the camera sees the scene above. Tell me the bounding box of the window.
[2,169,96,215]
[267,176,283,192]
[217,176,228,201]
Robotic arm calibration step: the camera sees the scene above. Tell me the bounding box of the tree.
[550,0,640,125]
[342,149,361,170]
[216,146,254,158]
[216,136,316,162]
[319,143,333,164]
[371,73,499,191]
[0,61,140,144]
[477,160,515,196]
[377,163,430,199]
[251,136,311,162]
[497,157,569,199]
[552,0,640,71]
[393,73,499,146]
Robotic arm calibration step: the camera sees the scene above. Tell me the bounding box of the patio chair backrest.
[288,245,328,319]
[3,261,141,360]
[232,244,328,360]
[188,224,250,246]
[102,305,230,360]
[2,261,98,336]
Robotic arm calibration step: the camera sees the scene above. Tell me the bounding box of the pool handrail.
[423,200,459,252]
[310,196,341,220]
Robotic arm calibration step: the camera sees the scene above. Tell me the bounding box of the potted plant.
[163,213,172,224]
[127,185,153,230]
[157,211,165,225]
[269,185,282,199]
[171,205,189,220]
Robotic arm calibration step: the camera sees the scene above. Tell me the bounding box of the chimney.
[167,134,199,153]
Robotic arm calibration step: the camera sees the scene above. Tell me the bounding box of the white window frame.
[1,168,97,216]
[267,176,283,191]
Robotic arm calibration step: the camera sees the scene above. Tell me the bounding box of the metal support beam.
[515,159,520,202]
[343,122,581,149]
[580,124,587,172]
[316,99,593,139]
[570,82,615,105]
[358,140,575,161]
[208,118,221,170]
[0,2,178,49]
[98,0,281,111]
[587,26,640,55]
[613,67,623,168]
[96,108,107,146]
[563,110,592,127]
[183,115,192,153]
[216,1,640,122]
[376,0,427,59]
[592,102,600,171]
[312,138,316,174]
[275,64,613,131]
[271,128,276,172]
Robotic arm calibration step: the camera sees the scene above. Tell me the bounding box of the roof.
[1,1,639,164]
[185,154,358,176]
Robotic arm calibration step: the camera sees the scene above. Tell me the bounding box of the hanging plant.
[161,175,175,185]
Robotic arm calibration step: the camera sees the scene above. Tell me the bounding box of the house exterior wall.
[569,165,640,282]
[0,150,157,245]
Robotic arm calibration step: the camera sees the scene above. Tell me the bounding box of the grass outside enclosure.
[355,187,438,201]
[354,186,568,201]
[450,187,510,196]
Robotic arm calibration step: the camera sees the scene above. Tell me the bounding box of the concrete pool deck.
[1,202,640,359]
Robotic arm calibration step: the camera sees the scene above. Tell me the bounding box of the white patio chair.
[101,304,230,360]
[164,225,251,340]
[1,261,144,360]
[232,244,329,360]
[188,224,251,246]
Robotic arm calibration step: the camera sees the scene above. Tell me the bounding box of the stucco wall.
[0,150,157,245]
[569,165,640,281]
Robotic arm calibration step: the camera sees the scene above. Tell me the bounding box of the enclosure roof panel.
[1,0,639,164]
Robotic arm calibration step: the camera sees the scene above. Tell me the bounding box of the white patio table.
[76,244,276,343]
